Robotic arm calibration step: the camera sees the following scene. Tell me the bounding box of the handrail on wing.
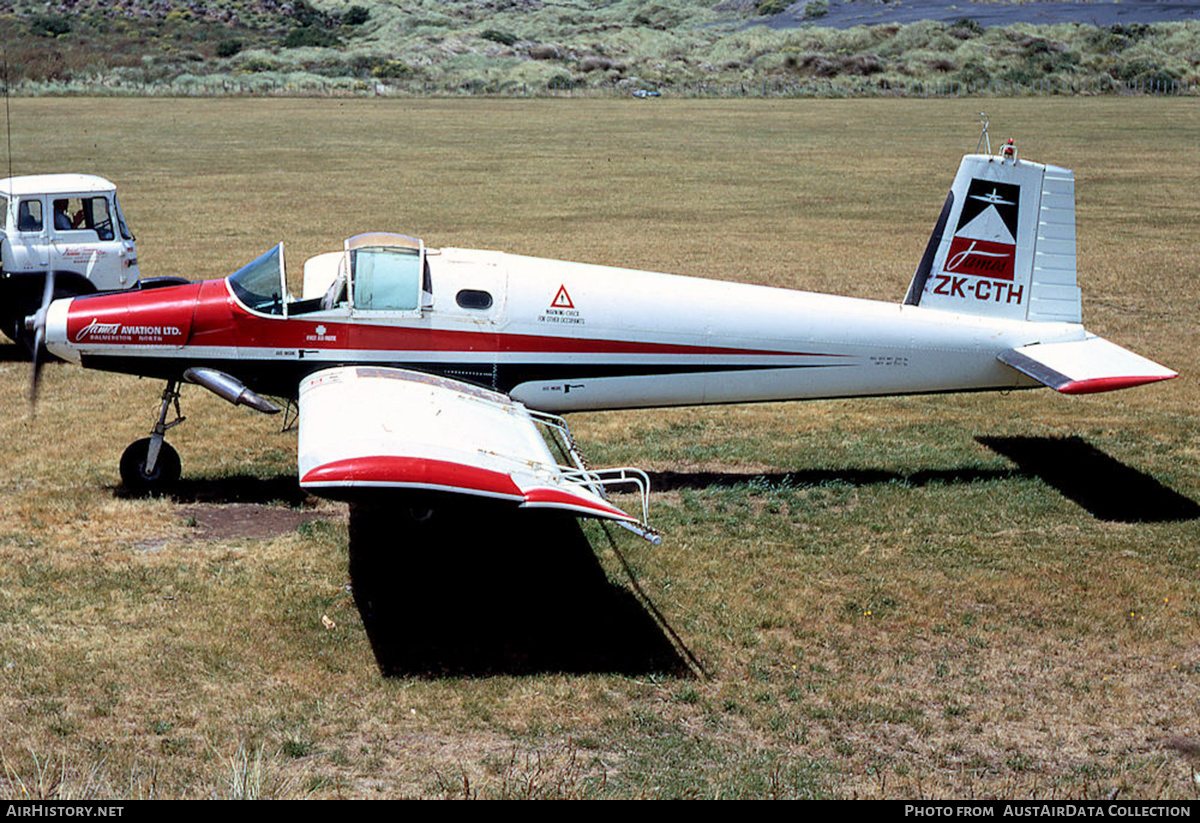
[556,466,653,526]
[527,409,657,537]
[528,409,589,469]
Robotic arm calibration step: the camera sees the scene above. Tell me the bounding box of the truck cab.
[1,174,140,350]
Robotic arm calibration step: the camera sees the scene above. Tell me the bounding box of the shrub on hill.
[284,26,341,49]
[343,6,371,26]
[30,13,71,37]
[216,39,244,58]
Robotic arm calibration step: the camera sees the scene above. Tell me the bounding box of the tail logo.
[945,237,1014,281]
[943,179,1020,282]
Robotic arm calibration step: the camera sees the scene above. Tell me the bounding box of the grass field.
[0,97,1197,798]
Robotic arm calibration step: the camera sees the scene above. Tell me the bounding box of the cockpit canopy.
[226,233,430,317]
[344,233,426,312]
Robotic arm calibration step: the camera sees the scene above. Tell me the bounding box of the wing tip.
[301,458,642,524]
[301,456,524,500]
[520,487,637,522]
[1056,372,1178,395]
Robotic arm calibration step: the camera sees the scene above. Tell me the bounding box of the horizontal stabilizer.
[298,366,653,531]
[998,337,1177,394]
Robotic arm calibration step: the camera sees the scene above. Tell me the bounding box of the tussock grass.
[0,98,1197,798]
[3,1,1200,95]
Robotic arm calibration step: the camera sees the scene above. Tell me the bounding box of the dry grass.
[0,98,1197,798]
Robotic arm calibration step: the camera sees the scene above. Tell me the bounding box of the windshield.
[113,194,133,241]
[228,244,285,315]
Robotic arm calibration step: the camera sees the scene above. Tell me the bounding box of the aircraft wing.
[297,366,657,540]
[998,336,1177,394]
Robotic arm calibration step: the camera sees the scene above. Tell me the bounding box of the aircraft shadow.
[117,474,313,506]
[648,436,1200,524]
[977,435,1200,523]
[647,465,1016,492]
[347,499,692,678]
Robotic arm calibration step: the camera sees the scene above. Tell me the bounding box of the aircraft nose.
[44,299,80,363]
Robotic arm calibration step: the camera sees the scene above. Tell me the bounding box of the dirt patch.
[177,503,345,541]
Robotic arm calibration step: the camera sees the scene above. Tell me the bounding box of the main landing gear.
[120,380,185,493]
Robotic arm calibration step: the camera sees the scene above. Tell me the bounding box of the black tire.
[2,276,83,359]
[3,317,24,348]
[12,323,38,359]
[1,311,35,354]
[119,438,181,493]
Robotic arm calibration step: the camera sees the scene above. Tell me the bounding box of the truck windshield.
[228,244,285,316]
[113,195,133,241]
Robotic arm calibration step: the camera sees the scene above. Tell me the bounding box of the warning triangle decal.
[551,285,575,309]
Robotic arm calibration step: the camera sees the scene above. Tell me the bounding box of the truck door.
[12,195,50,271]
[49,194,132,289]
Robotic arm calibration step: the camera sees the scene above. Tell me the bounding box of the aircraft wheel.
[120,438,181,493]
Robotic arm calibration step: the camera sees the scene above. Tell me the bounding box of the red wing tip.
[520,488,636,521]
[1057,373,1177,395]
[301,456,523,499]
[300,459,638,522]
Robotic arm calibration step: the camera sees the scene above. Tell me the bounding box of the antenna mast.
[3,49,11,180]
[975,112,990,155]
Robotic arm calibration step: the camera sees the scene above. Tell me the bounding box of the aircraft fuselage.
[45,246,1077,412]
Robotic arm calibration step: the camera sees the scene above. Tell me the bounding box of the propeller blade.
[27,270,55,413]
[40,266,55,307]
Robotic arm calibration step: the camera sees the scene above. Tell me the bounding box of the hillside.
[2,1,1198,96]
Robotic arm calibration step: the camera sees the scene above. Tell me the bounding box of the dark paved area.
[766,0,1200,29]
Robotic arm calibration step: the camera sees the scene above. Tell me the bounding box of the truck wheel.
[11,323,37,358]
[3,318,22,348]
[3,282,73,358]
[120,438,182,493]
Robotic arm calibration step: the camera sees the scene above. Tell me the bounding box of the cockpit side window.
[352,247,422,312]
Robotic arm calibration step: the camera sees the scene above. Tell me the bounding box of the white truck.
[0,174,143,352]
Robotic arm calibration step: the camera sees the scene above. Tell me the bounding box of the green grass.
[0,97,1198,798]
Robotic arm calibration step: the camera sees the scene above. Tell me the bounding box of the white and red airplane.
[28,144,1177,543]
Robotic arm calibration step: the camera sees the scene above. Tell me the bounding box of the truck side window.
[51,197,113,240]
[83,197,114,241]
[17,199,42,232]
[52,199,77,231]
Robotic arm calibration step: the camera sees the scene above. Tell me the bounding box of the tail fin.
[904,150,1081,323]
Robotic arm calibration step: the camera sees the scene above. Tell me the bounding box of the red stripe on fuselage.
[66,276,842,361]
[202,280,837,359]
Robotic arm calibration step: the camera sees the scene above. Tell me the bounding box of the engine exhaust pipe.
[184,367,281,414]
